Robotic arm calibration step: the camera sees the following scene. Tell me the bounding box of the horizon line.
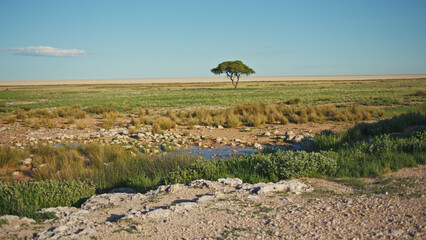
[0,74,425,86]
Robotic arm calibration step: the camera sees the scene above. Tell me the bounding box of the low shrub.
[256,151,337,179]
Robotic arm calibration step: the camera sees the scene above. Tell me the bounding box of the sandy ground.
[0,74,425,86]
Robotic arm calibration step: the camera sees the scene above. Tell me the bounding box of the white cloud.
[5,46,86,57]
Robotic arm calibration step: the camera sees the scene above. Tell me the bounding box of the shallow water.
[173,143,304,159]
[174,145,259,159]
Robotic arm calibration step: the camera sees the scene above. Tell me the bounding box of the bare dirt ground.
[1,166,424,239]
[0,116,353,147]
[1,74,425,86]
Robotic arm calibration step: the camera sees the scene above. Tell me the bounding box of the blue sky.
[0,0,425,81]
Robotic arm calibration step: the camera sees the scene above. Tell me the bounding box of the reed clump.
[54,106,86,119]
[130,117,140,129]
[0,143,198,192]
[102,111,119,130]
[181,103,384,127]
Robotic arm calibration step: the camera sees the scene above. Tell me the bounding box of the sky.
[0,0,425,81]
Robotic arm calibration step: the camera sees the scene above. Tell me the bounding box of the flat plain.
[1,78,425,110]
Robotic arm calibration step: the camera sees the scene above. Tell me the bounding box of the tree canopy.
[211,60,255,89]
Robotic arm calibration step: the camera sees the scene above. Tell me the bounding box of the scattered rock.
[188,179,217,189]
[237,180,313,195]
[218,178,243,187]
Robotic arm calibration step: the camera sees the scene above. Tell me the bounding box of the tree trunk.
[234,75,240,89]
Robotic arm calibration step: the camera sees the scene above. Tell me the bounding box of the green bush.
[274,151,337,179]
[0,180,95,219]
[164,150,337,185]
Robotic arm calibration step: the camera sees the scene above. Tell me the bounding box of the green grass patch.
[0,180,95,219]
[309,113,426,177]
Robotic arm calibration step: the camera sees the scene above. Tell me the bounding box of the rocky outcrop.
[30,178,313,239]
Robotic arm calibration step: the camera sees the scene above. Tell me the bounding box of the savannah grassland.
[1,79,425,111]
[0,78,425,220]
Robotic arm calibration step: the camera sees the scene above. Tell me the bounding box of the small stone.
[22,158,32,165]
[292,135,304,143]
[263,131,271,136]
[253,143,262,150]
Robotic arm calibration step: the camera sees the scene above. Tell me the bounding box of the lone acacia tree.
[211,60,255,89]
